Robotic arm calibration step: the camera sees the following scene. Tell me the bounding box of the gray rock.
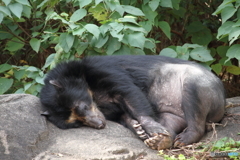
[34,121,160,160]
[0,94,48,160]
[0,94,161,160]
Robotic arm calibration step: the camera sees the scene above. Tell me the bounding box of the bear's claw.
[144,133,173,150]
[133,122,149,140]
[132,120,173,150]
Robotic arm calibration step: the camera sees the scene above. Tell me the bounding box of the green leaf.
[105,0,120,11]
[226,65,240,75]
[225,44,240,63]
[109,22,124,40]
[124,24,146,33]
[0,12,3,23]
[160,0,173,8]
[84,24,100,38]
[15,0,31,7]
[15,88,24,94]
[190,47,213,62]
[89,3,108,21]
[159,48,177,58]
[113,45,131,55]
[178,154,186,159]
[115,5,124,16]
[171,0,181,10]
[158,21,171,40]
[176,46,189,60]
[78,0,92,8]
[221,6,237,24]
[211,63,222,75]
[2,0,11,6]
[100,23,111,34]
[213,1,232,15]
[76,42,88,55]
[0,6,12,18]
[26,66,39,72]
[70,8,87,22]
[8,3,23,18]
[72,27,86,36]
[217,21,234,39]
[42,54,55,69]
[24,82,32,91]
[130,47,145,55]
[190,28,212,45]
[5,37,24,52]
[144,38,156,52]
[37,0,48,9]
[142,4,158,22]
[36,76,44,85]
[217,46,229,57]
[22,5,31,18]
[30,38,41,53]
[0,78,13,94]
[0,64,12,73]
[14,69,25,81]
[118,17,140,25]
[127,32,145,49]
[59,33,75,53]
[149,0,160,11]
[187,21,206,33]
[109,22,124,33]
[95,35,109,48]
[95,0,103,5]
[122,5,145,16]
[106,37,121,55]
[182,43,202,49]
[110,30,124,41]
[229,27,240,45]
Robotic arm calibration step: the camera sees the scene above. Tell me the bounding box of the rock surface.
[0,94,48,160]
[0,94,160,160]
[0,94,240,160]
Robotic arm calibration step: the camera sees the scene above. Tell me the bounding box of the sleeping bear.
[40,55,225,150]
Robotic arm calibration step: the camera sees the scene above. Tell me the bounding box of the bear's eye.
[78,102,88,111]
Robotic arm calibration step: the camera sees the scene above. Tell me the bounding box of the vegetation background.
[0,0,240,96]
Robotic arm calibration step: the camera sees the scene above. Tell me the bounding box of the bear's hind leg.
[174,83,207,147]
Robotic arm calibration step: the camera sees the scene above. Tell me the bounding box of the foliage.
[0,0,240,95]
[158,151,193,160]
[158,137,240,160]
[211,137,240,152]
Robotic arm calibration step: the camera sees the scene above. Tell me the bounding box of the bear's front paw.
[144,133,172,150]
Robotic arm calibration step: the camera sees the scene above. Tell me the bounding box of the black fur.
[40,55,225,149]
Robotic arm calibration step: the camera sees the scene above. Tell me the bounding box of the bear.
[40,55,225,150]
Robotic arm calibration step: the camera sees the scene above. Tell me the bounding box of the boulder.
[0,94,160,160]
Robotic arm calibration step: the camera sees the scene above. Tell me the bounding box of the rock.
[0,94,161,160]
[202,97,240,142]
[0,94,48,160]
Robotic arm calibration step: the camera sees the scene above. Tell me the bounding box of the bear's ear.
[41,110,50,116]
[49,80,62,88]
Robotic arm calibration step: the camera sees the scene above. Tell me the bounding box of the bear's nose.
[98,123,105,129]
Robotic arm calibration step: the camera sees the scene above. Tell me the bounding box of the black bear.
[40,55,225,150]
